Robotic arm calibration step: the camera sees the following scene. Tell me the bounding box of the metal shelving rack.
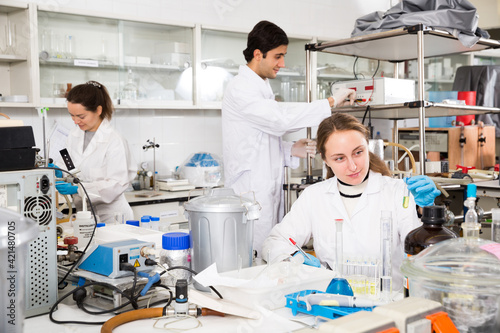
[305,24,500,175]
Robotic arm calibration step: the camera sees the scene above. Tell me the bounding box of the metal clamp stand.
[143,138,160,191]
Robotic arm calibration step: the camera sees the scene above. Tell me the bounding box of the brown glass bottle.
[403,205,457,297]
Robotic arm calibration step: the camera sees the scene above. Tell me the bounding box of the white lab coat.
[62,118,137,223]
[261,171,421,292]
[222,65,332,256]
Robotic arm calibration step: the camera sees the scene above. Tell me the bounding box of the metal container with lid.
[184,188,260,291]
[401,237,500,332]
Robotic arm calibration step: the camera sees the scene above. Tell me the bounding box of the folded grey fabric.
[352,0,490,48]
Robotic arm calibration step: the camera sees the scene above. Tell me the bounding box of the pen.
[289,237,312,261]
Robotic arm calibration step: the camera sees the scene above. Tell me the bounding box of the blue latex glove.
[55,181,78,195]
[405,175,441,207]
[48,163,63,178]
[293,251,321,268]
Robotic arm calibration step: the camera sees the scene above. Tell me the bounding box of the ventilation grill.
[28,234,51,308]
[24,195,52,226]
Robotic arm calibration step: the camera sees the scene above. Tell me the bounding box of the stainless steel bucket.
[184,188,260,291]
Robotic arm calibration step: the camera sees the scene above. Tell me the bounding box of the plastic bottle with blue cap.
[462,183,480,238]
[150,216,160,231]
[141,216,151,229]
[160,232,191,286]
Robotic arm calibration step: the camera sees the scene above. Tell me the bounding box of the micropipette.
[299,293,382,311]
[289,238,312,261]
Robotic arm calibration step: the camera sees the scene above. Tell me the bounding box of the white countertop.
[125,189,207,204]
[23,288,312,333]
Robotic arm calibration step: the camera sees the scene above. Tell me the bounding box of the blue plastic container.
[285,289,373,319]
[428,91,458,128]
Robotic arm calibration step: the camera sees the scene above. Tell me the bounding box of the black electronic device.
[0,126,37,171]
[59,148,76,171]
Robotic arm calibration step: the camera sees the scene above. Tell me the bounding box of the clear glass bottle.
[123,69,138,101]
[492,208,500,243]
[160,232,191,286]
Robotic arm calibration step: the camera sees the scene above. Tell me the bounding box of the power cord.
[39,166,99,289]
[49,264,174,325]
[154,261,224,300]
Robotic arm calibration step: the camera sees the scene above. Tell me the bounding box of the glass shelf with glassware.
[0,2,33,106]
[37,8,194,108]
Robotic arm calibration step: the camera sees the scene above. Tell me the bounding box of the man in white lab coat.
[222,21,355,256]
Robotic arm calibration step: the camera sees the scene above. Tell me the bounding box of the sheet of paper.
[49,122,71,161]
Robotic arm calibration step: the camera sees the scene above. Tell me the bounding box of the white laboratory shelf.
[336,101,500,120]
[0,54,27,62]
[39,58,187,72]
[304,24,500,177]
[310,26,500,62]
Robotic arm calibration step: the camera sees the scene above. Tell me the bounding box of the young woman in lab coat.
[262,113,440,292]
[55,81,137,223]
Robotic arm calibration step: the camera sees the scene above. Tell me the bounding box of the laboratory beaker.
[0,207,39,333]
[4,20,16,55]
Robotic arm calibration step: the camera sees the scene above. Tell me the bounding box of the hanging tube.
[305,48,313,183]
[417,28,426,175]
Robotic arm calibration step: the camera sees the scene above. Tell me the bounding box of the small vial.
[151,216,160,231]
[160,232,191,286]
[492,208,500,243]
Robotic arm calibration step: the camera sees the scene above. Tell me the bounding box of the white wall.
[6,0,393,177]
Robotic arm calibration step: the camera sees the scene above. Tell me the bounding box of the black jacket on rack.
[453,65,500,137]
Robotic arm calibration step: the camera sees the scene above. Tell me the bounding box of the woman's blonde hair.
[317,112,391,179]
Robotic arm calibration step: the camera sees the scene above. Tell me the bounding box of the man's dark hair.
[243,20,288,63]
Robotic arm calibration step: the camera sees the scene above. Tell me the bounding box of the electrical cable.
[49,281,137,325]
[371,60,380,78]
[50,268,173,325]
[39,166,99,288]
[157,264,224,299]
[353,57,362,79]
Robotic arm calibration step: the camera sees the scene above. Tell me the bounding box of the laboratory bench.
[124,189,206,226]
[23,290,313,333]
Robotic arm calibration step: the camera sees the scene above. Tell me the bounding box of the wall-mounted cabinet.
[199,27,311,106]
[0,2,34,107]
[36,9,194,109]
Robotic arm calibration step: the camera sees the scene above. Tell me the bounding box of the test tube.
[335,219,343,277]
[403,173,410,208]
[492,208,500,243]
[380,210,393,303]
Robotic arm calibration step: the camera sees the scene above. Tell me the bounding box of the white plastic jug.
[73,211,95,249]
